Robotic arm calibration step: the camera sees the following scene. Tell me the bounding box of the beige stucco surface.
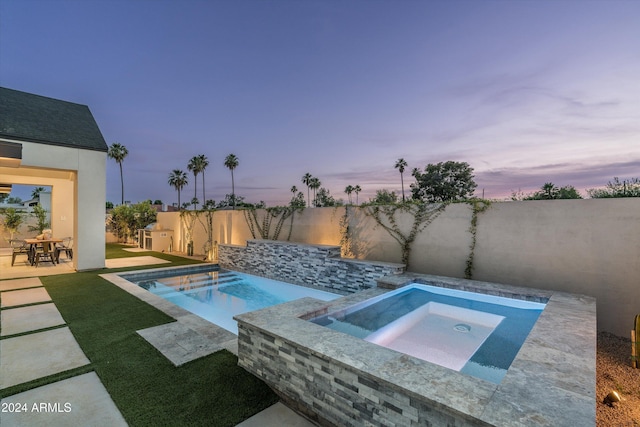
[158,199,640,337]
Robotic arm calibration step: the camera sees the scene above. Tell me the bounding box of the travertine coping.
[235,273,596,426]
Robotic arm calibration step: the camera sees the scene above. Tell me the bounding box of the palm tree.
[197,154,209,205]
[31,187,45,200]
[224,154,239,209]
[395,158,408,202]
[187,155,206,209]
[344,185,354,204]
[302,173,312,207]
[309,177,321,207]
[354,185,361,205]
[290,185,298,194]
[168,169,188,209]
[108,143,129,205]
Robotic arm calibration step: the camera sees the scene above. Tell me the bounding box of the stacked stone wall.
[237,323,480,426]
[218,240,403,294]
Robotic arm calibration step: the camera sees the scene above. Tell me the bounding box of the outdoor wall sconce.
[0,140,22,167]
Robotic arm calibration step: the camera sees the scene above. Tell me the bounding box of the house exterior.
[0,87,108,270]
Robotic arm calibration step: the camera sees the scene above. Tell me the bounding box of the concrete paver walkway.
[0,277,126,425]
[1,303,65,336]
[1,372,127,427]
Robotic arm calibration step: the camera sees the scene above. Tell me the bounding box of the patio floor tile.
[1,303,66,336]
[1,287,51,308]
[0,327,90,389]
[0,372,127,427]
[0,277,43,292]
[105,256,170,269]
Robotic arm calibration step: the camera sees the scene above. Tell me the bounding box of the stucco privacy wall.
[157,198,640,337]
[1,141,106,270]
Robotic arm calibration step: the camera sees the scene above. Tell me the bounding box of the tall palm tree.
[168,169,188,209]
[354,185,361,205]
[108,143,128,205]
[290,185,298,194]
[198,154,209,205]
[395,158,408,202]
[187,155,206,208]
[344,185,354,204]
[224,154,239,209]
[309,177,321,207]
[302,173,312,207]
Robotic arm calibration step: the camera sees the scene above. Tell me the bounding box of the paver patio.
[1,303,65,336]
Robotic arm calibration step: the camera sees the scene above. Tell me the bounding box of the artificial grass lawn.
[24,245,278,426]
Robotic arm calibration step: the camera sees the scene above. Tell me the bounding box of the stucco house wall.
[0,87,107,271]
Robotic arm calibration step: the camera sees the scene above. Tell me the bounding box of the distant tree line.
[107,143,639,209]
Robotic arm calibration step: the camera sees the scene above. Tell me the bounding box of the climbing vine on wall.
[243,206,303,240]
[195,208,216,261]
[179,210,197,249]
[339,206,354,258]
[363,201,446,268]
[464,199,491,279]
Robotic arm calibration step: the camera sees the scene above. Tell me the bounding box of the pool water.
[126,266,340,334]
[310,283,546,383]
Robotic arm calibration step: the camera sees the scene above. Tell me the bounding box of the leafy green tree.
[520,182,582,200]
[301,173,313,207]
[108,201,157,243]
[106,201,114,210]
[168,169,189,209]
[290,191,306,208]
[107,143,129,205]
[588,177,640,198]
[411,161,477,202]
[217,194,246,209]
[4,196,22,204]
[369,189,399,205]
[224,154,239,209]
[2,207,24,240]
[315,188,341,207]
[395,158,408,202]
[28,205,50,234]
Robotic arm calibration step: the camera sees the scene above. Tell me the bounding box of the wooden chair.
[35,242,56,267]
[10,239,30,266]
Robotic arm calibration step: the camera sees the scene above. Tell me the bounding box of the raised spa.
[234,273,596,426]
[309,283,546,383]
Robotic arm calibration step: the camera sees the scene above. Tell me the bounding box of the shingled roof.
[0,87,108,152]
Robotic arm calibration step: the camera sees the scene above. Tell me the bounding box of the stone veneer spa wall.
[235,273,596,427]
[218,240,404,294]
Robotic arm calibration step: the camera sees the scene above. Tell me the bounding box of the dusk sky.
[2,0,639,206]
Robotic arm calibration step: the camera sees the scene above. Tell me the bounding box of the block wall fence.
[156,198,640,337]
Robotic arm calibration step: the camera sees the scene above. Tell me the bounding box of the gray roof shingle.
[0,87,108,152]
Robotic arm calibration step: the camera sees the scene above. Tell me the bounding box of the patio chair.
[10,239,30,266]
[56,237,73,261]
[35,242,56,267]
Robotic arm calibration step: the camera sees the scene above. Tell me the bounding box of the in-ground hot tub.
[309,282,546,384]
[234,273,596,426]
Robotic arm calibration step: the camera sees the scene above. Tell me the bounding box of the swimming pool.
[310,283,546,383]
[120,265,340,334]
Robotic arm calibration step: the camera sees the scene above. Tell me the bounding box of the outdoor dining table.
[23,238,63,266]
